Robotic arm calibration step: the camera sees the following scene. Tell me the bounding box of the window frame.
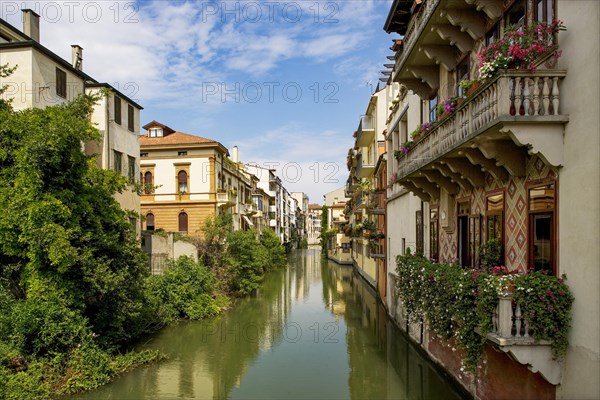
[178,212,188,233]
[527,180,557,275]
[114,96,122,125]
[127,155,136,184]
[146,213,155,231]
[178,170,188,194]
[113,150,123,175]
[127,104,134,132]
[55,67,67,99]
[486,190,505,265]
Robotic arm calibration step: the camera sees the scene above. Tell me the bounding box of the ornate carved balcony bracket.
[432,24,474,53]
[501,122,566,167]
[405,177,440,201]
[400,78,437,99]
[476,139,527,177]
[434,162,474,192]
[461,148,509,182]
[399,180,432,203]
[464,0,503,19]
[409,66,440,91]
[420,169,460,195]
[420,45,458,70]
[441,158,486,187]
[441,8,486,40]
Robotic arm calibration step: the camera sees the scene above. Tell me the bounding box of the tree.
[0,93,149,347]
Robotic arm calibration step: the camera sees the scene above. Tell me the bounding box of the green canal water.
[74,249,466,399]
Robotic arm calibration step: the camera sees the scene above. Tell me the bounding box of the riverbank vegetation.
[0,87,287,399]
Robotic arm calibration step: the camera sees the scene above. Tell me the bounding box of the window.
[127,105,134,132]
[178,170,188,193]
[486,193,505,264]
[178,212,188,233]
[429,95,438,122]
[528,183,555,274]
[140,152,148,157]
[535,0,554,25]
[456,56,470,97]
[149,128,163,138]
[416,210,424,255]
[113,151,122,174]
[146,213,155,231]
[129,217,137,229]
[56,67,66,98]
[114,96,122,125]
[178,151,187,156]
[485,23,500,46]
[430,208,439,261]
[128,156,136,183]
[506,0,526,30]
[143,171,153,194]
[457,202,471,267]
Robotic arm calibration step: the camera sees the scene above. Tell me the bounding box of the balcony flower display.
[395,253,574,372]
[435,97,460,119]
[477,20,566,79]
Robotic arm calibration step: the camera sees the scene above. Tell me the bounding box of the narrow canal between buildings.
[75,249,465,399]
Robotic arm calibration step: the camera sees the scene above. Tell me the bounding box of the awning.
[242,215,255,228]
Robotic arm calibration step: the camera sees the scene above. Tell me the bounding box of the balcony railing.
[356,153,375,179]
[485,291,561,385]
[396,70,567,181]
[356,115,375,147]
[216,191,236,208]
[393,0,439,80]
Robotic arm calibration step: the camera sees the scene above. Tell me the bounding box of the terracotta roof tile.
[308,203,322,210]
[140,131,217,147]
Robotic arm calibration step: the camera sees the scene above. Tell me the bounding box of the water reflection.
[76,249,464,400]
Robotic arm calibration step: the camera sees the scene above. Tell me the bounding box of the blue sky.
[2,0,396,202]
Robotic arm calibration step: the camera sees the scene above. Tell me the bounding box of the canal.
[75,249,466,399]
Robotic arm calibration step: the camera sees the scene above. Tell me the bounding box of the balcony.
[396,70,567,201]
[485,292,561,385]
[216,191,236,208]
[367,190,386,215]
[345,176,360,196]
[356,153,375,179]
[355,116,375,147]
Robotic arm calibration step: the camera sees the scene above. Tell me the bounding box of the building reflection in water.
[75,249,464,400]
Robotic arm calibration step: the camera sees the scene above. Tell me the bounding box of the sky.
[1,0,396,203]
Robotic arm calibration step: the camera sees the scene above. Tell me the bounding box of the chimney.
[232,146,239,163]
[22,9,40,42]
[71,45,83,71]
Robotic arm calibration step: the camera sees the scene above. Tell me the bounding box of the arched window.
[178,170,188,193]
[178,212,188,233]
[144,171,153,194]
[146,213,155,231]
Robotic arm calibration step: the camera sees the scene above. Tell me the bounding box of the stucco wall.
[554,1,600,398]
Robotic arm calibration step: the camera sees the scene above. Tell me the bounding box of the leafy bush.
[260,228,287,271]
[226,229,267,295]
[146,256,218,322]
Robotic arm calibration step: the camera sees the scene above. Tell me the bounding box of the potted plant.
[459,79,481,97]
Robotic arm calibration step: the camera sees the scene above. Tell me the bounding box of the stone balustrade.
[396,70,567,181]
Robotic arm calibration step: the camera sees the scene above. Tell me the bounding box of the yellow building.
[140,121,259,236]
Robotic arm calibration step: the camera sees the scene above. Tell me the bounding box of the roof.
[140,131,219,147]
[142,120,175,133]
[86,83,143,110]
[308,203,322,210]
[332,202,346,208]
